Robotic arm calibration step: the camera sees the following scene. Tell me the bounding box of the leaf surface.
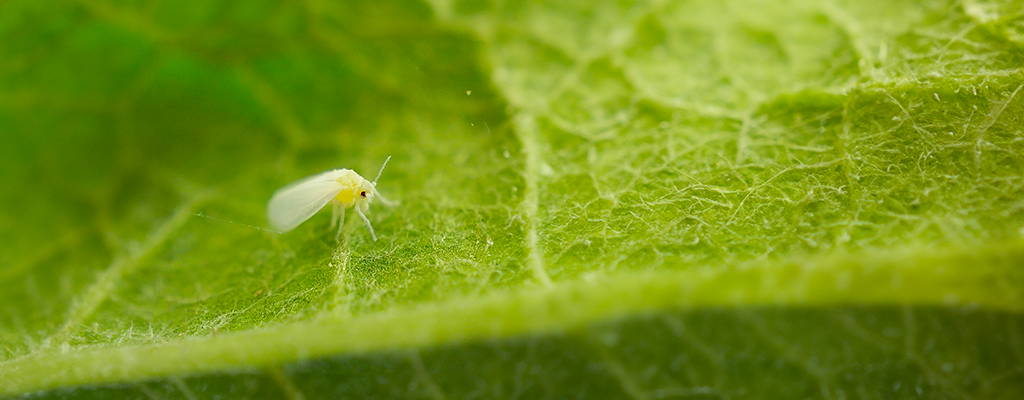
[1,0,1022,398]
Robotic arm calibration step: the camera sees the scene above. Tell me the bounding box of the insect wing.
[267,171,346,232]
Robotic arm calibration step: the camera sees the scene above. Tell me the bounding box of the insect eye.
[360,191,367,197]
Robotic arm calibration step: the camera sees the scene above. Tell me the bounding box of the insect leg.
[355,206,377,241]
[334,206,346,242]
[330,202,339,229]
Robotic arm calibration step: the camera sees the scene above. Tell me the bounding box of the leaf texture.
[1,0,1022,398]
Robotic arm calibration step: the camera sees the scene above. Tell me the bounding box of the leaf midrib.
[2,239,1020,395]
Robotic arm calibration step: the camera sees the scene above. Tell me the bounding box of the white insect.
[267,156,396,241]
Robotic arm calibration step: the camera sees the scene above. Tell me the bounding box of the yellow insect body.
[331,170,370,205]
[267,157,395,241]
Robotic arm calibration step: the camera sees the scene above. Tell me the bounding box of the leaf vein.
[45,194,209,349]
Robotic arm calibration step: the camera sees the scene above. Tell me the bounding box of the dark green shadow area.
[20,305,1024,400]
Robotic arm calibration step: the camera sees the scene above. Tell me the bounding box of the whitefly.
[267,156,396,241]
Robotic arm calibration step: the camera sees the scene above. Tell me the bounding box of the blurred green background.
[1,0,1023,398]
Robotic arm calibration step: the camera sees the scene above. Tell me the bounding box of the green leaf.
[1,0,1022,398]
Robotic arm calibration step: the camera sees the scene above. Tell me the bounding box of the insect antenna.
[373,155,392,184]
